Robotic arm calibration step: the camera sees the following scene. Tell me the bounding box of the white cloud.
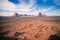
[31,6,54,15]
[42,7,60,16]
[16,0,35,11]
[0,0,36,16]
[0,0,16,11]
[0,0,16,16]
[54,0,60,5]
[0,0,60,16]
[45,10,60,16]
[0,12,14,16]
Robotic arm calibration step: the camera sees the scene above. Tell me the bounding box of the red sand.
[0,21,60,40]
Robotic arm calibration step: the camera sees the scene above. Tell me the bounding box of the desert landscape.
[0,16,60,40]
[0,0,60,40]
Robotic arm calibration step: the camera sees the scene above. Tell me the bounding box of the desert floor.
[0,20,60,40]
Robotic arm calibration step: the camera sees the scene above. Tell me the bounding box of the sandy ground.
[0,21,60,40]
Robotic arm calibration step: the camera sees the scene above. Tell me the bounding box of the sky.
[0,0,60,16]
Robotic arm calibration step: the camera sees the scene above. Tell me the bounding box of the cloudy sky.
[0,0,60,16]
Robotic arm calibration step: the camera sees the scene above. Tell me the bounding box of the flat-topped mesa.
[37,12,45,17]
[14,13,19,17]
[13,12,46,17]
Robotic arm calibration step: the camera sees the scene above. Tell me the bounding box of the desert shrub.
[14,32,25,36]
[0,30,13,40]
[34,33,41,39]
[44,27,48,30]
[48,34,60,40]
[0,30,10,37]
[56,30,60,37]
[52,26,60,32]
[0,26,5,31]
[23,37,30,40]
[39,29,42,32]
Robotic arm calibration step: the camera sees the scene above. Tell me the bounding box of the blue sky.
[0,0,60,16]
